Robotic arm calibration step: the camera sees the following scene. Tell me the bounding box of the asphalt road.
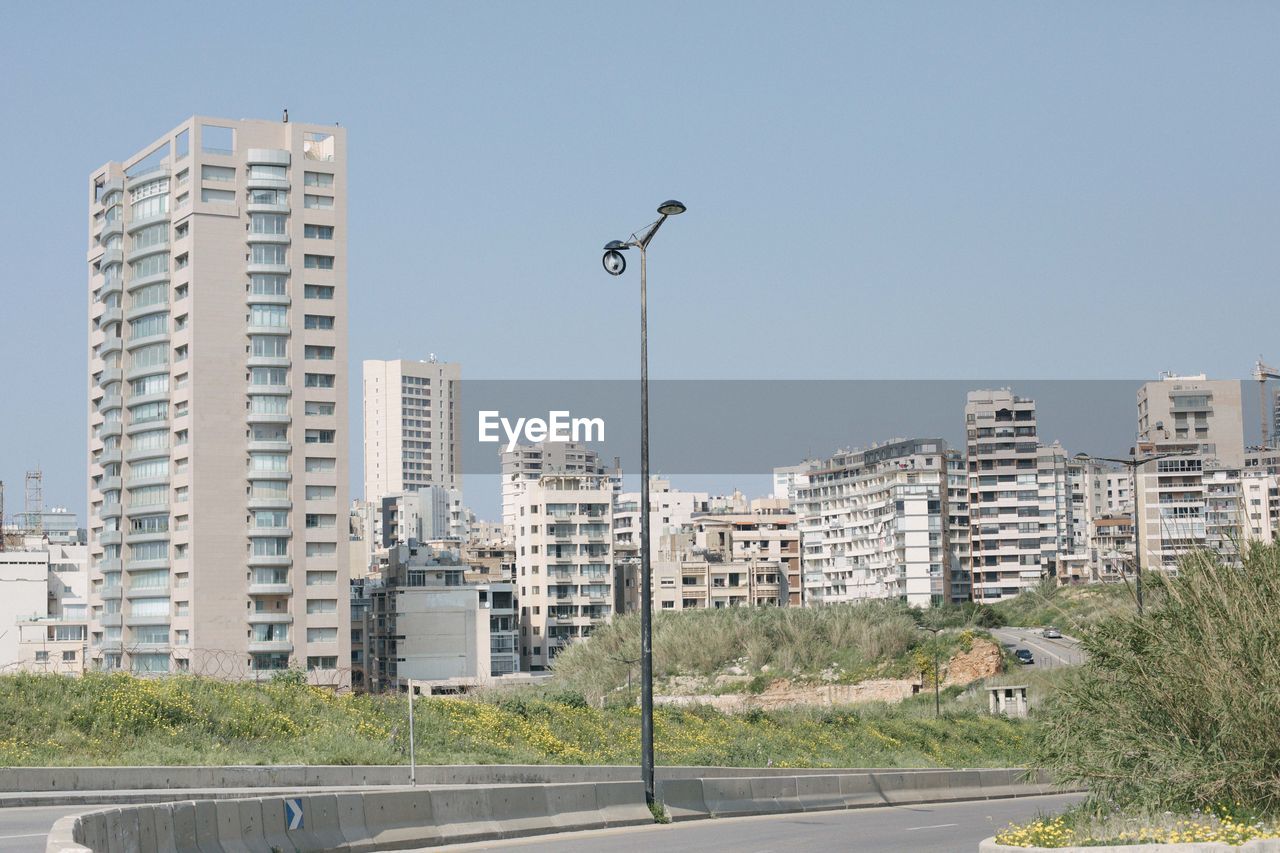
[0,805,87,853]
[990,627,1087,669]
[437,793,1085,853]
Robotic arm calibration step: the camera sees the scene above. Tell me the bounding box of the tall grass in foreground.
[1034,541,1280,814]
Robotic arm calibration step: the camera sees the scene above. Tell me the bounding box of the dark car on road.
[1015,648,1035,665]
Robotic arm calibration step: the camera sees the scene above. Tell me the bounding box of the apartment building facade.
[793,438,950,608]
[965,390,1062,602]
[362,358,461,507]
[511,475,613,671]
[86,116,350,682]
[500,443,613,532]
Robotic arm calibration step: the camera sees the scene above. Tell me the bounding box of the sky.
[1,2,1278,520]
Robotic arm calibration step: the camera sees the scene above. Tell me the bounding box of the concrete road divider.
[47,770,1077,852]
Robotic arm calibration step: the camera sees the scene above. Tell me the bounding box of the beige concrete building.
[794,439,951,607]
[1,541,90,673]
[501,443,615,533]
[362,358,461,506]
[86,116,350,683]
[965,390,1065,602]
[511,474,613,671]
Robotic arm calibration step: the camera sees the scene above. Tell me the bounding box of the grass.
[0,672,1034,769]
[1034,542,1280,815]
[550,601,990,702]
[996,802,1280,848]
[987,578,1138,634]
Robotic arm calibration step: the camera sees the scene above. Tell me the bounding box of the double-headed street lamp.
[1074,447,1186,616]
[601,199,686,805]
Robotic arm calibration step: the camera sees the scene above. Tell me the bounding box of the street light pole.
[602,200,687,806]
[1076,449,1183,616]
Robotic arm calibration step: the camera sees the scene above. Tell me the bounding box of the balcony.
[126,210,170,234]
[100,247,124,267]
[248,640,294,654]
[247,611,293,624]
[247,148,291,166]
[99,306,123,327]
[248,582,293,596]
[245,176,290,192]
[247,411,292,426]
[246,201,290,215]
[247,440,291,454]
[246,263,291,276]
[99,531,122,547]
[247,527,292,539]
[246,232,291,246]
[246,554,292,568]
[125,331,170,353]
[248,496,293,511]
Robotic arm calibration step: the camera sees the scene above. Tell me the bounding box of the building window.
[303,254,334,270]
[304,194,333,210]
[304,284,334,299]
[304,172,334,188]
[304,345,334,360]
[304,315,334,330]
[303,224,334,239]
[304,373,335,388]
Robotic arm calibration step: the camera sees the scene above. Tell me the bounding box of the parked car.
[1015,648,1035,665]
[1043,627,1062,639]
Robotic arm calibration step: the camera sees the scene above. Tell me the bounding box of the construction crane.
[1255,357,1280,448]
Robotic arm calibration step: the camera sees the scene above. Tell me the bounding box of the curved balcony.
[247,440,291,454]
[124,614,171,628]
[247,356,291,370]
[100,277,124,300]
[124,301,170,324]
[248,496,292,511]
[246,411,291,426]
[124,445,168,464]
[125,361,170,383]
[99,447,123,467]
[125,165,169,186]
[126,211,170,234]
[98,474,122,493]
[100,613,122,629]
[247,383,291,397]
[125,270,169,292]
[99,366,123,386]
[246,292,290,307]
[245,176,290,192]
[247,640,293,654]
[125,242,170,264]
[124,529,170,545]
[246,232,290,245]
[125,557,170,572]
[99,338,124,359]
[246,264,291,277]
[126,419,169,437]
[248,583,293,596]
[100,247,124,267]
[245,324,290,337]
[100,503,123,520]
[99,640,122,653]
[124,473,170,490]
[124,585,171,600]
[124,331,170,352]
[99,586,123,601]
[248,527,292,541]
[98,177,125,199]
[98,395,123,414]
[247,554,292,568]
[246,148,291,166]
[99,306,123,327]
[247,611,293,624]
[97,218,124,244]
[100,531,122,547]
[246,201,290,215]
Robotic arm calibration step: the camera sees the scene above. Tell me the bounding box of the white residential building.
[511,475,613,671]
[500,443,612,532]
[362,358,461,506]
[793,438,950,608]
[86,116,350,682]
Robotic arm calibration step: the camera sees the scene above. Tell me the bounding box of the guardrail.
[45,768,1072,852]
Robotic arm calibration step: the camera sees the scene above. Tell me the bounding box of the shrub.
[1034,543,1280,813]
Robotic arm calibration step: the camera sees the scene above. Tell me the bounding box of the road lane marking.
[0,833,46,839]
[905,823,958,831]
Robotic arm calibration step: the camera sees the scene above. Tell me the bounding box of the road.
[437,793,1085,853]
[0,805,87,853]
[990,627,1087,669]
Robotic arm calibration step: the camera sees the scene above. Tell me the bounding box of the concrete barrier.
[48,771,1077,853]
[8,763,945,794]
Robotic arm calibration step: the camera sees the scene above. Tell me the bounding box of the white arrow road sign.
[285,798,303,830]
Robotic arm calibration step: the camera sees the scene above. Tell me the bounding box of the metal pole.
[407,682,417,787]
[1131,459,1143,617]
[639,243,655,805]
[933,646,940,718]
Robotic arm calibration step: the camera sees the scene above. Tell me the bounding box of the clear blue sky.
[2,2,1278,520]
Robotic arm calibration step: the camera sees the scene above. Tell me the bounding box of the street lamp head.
[656,199,687,216]
[602,246,627,276]
[603,240,629,251]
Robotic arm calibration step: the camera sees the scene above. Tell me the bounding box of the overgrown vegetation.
[0,672,1032,768]
[550,601,996,703]
[1034,542,1280,815]
[987,578,1138,633]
